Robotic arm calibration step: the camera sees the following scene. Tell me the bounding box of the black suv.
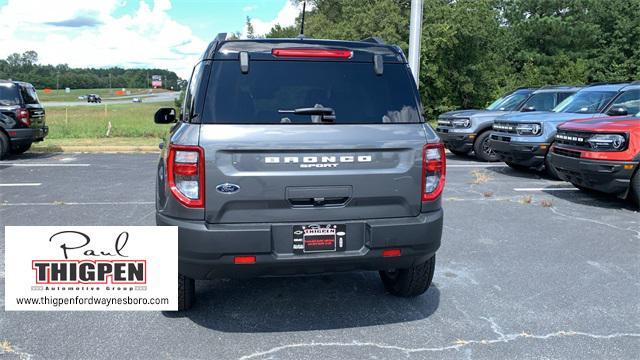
[0,80,48,158]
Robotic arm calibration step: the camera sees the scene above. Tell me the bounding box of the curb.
[30,146,160,153]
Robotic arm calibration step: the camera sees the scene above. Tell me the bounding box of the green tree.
[2,51,181,89]
[265,24,299,38]
[246,16,256,39]
[419,0,511,115]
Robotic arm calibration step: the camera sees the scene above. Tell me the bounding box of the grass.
[32,137,162,152]
[37,88,168,102]
[519,195,533,204]
[470,169,493,184]
[540,199,554,207]
[0,340,14,353]
[42,101,173,139]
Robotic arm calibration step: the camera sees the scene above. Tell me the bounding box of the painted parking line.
[2,163,90,167]
[0,201,154,206]
[447,164,508,168]
[514,187,578,192]
[0,183,42,187]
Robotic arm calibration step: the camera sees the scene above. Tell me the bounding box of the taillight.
[271,48,353,59]
[234,256,256,264]
[16,108,30,126]
[422,143,446,201]
[167,144,204,208]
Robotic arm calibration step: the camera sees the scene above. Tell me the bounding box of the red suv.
[548,116,640,208]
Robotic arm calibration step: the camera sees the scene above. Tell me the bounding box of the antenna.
[299,1,306,39]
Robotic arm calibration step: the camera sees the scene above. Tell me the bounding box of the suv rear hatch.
[198,43,431,224]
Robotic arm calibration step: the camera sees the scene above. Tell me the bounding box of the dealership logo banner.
[5,226,177,311]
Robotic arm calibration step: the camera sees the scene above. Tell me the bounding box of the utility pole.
[408,0,423,88]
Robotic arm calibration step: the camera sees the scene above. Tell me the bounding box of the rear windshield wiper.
[278,106,336,123]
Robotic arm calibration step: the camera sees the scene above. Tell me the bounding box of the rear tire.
[0,131,9,160]
[178,274,195,311]
[473,131,499,162]
[630,169,640,209]
[380,255,435,297]
[12,142,31,154]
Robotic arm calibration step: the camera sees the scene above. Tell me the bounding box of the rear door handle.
[286,186,352,207]
[288,196,350,207]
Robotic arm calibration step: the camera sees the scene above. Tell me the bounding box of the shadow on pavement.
[164,272,440,332]
[3,150,63,161]
[543,187,637,211]
[484,164,564,181]
[445,152,472,160]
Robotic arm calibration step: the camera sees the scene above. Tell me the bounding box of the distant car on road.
[0,80,48,159]
[132,97,142,103]
[548,116,640,208]
[436,85,580,161]
[87,94,102,103]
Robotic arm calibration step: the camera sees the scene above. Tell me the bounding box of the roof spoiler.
[360,37,385,44]
[202,33,232,60]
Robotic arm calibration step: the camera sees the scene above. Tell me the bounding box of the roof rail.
[620,80,640,90]
[586,81,631,87]
[537,84,582,90]
[360,37,385,44]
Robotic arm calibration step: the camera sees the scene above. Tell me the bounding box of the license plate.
[293,224,346,254]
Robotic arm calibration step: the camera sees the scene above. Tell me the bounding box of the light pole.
[408,0,423,88]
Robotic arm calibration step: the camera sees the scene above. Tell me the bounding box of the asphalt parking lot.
[0,152,638,359]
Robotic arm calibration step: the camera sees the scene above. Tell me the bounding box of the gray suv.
[436,86,579,161]
[154,34,445,310]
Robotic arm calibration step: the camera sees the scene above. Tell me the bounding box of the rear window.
[608,89,640,114]
[520,92,557,111]
[0,83,21,106]
[202,61,422,124]
[19,85,39,105]
[486,91,530,111]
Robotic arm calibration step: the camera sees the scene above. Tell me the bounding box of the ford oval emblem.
[216,183,240,194]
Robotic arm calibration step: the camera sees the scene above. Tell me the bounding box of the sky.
[0,0,302,78]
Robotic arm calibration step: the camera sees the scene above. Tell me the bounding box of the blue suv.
[436,86,579,161]
[490,82,640,176]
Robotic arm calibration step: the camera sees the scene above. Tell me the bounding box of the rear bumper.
[548,150,636,196]
[157,210,443,280]
[436,129,475,152]
[490,136,548,168]
[9,126,48,144]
